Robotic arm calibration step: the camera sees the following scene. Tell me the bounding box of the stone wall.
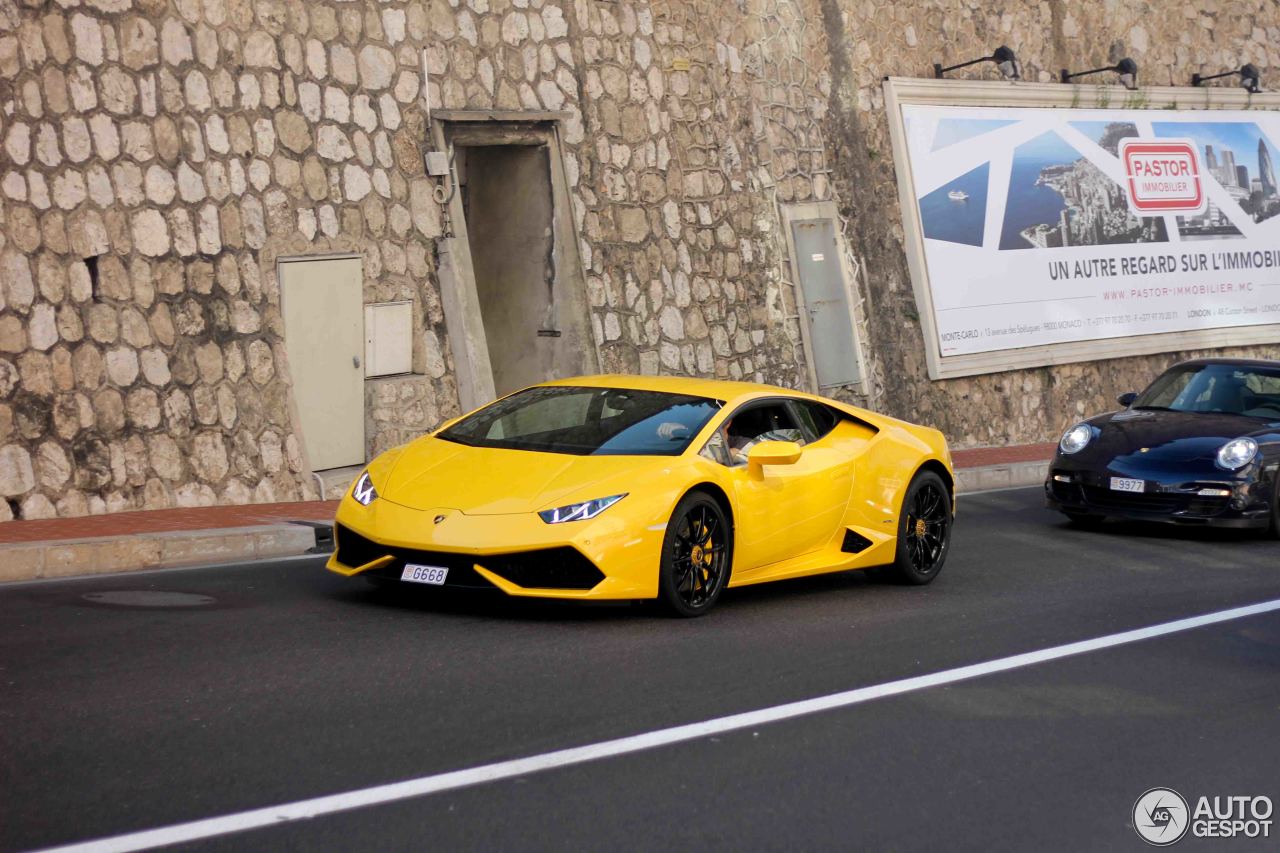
[0,0,1277,521]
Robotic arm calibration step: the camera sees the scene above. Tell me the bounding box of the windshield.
[438,386,723,455]
[1133,363,1280,418]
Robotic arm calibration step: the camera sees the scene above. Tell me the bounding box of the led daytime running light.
[538,494,626,524]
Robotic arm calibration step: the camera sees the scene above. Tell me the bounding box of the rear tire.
[657,491,732,617]
[886,471,952,585]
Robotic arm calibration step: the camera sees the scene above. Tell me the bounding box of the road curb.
[954,460,1048,495]
[0,523,319,583]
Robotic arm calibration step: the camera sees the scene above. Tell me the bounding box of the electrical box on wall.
[364,301,414,377]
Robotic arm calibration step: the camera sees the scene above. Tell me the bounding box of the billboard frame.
[882,77,1280,380]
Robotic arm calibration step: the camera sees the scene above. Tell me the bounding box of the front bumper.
[325,494,664,599]
[1044,460,1273,529]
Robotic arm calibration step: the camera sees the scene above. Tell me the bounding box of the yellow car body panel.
[327,375,954,600]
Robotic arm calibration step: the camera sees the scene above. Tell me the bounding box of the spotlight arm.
[934,55,991,79]
[1060,65,1118,83]
[1191,70,1236,86]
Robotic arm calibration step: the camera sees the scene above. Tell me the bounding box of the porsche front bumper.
[1044,459,1274,529]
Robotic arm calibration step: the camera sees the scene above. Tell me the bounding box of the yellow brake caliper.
[690,524,714,588]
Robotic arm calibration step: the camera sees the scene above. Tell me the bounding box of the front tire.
[886,470,952,585]
[657,491,731,617]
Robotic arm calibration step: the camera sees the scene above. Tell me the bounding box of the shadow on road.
[1053,517,1274,545]
[323,562,904,623]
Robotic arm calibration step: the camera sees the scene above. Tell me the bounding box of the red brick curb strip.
[951,442,1057,469]
[0,444,1055,583]
[0,500,339,544]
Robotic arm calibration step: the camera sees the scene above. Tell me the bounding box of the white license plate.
[1110,477,1145,493]
[401,564,449,585]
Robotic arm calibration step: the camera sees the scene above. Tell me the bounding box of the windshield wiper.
[1132,405,1175,411]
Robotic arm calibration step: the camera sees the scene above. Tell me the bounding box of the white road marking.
[41,597,1280,853]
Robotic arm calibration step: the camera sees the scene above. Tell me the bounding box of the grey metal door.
[792,219,860,388]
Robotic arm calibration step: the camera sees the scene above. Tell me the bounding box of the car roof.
[1172,357,1280,369]
[540,374,793,403]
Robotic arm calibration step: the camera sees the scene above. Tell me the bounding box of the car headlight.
[538,494,626,524]
[1216,437,1258,471]
[1059,423,1093,455]
[352,470,378,505]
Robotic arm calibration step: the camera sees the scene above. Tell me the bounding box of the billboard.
[884,80,1280,379]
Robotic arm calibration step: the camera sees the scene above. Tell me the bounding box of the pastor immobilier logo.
[1133,788,1273,845]
[1119,139,1206,215]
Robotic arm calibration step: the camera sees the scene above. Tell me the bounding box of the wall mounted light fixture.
[934,46,1020,81]
[1191,63,1262,94]
[1060,58,1139,90]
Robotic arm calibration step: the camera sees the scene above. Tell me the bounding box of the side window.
[710,403,803,467]
[699,430,731,466]
[790,401,840,443]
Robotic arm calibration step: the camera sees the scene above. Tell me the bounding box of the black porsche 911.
[1046,358,1280,534]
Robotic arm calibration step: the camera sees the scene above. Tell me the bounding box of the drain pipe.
[310,471,326,501]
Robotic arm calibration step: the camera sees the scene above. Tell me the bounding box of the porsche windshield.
[438,386,723,455]
[1133,363,1280,418]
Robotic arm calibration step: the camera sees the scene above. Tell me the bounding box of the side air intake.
[841,529,873,553]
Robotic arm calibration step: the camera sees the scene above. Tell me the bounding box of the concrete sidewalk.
[0,444,1053,583]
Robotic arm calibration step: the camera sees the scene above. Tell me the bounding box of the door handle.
[353,356,361,368]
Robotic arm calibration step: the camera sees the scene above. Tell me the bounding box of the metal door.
[791,219,860,388]
[279,256,365,470]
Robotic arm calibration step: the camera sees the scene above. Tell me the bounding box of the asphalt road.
[2,486,1278,852]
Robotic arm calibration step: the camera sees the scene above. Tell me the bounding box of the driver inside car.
[723,409,804,465]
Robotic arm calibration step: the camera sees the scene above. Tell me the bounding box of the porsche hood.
[1085,409,1279,464]
[375,436,664,515]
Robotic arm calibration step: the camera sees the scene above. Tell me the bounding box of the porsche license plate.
[401,564,449,585]
[1109,477,1145,493]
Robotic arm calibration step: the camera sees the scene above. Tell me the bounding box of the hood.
[1086,409,1279,465]
[378,436,665,515]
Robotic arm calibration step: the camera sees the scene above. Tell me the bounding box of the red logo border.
[1121,141,1203,213]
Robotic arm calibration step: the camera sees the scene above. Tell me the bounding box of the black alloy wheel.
[658,491,731,616]
[887,470,953,585]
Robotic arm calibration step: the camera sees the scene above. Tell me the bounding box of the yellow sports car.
[327,375,955,616]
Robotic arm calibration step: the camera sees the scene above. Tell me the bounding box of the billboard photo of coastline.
[1152,121,1280,231]
[918,163,988,246]
[999,131,1168,250]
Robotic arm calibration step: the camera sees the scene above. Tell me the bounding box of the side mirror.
[1117,392,1137,407]
[748,440,802,467]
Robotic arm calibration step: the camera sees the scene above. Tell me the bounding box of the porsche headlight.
[538,494,626,524]
[352,470,378,505]
[1059,423,1093,455]
[1216,437,1258,471]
